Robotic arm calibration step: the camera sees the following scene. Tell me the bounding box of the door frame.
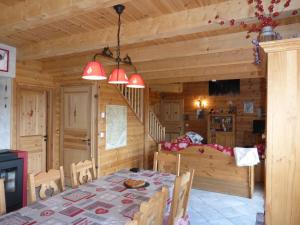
[60,84,98,176]
[14,84,54,171]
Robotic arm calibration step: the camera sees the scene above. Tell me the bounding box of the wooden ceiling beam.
[42,22,300,73]
[147,72,263,84]
[18,0,300,60]
[43,48,256,76]
[142,63,261,80]
[0,0,131,36]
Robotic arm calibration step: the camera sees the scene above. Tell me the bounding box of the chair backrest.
[70,158,96,188]
[134,186,169,225]
[153,151,181,176]
[28,166,65,203]
[0,179,6,216]
[169,170,194,225]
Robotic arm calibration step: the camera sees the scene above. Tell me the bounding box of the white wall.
[0,77,12,149]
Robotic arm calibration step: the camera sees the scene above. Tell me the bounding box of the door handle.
[43,135,48,142]
[82,138,91,146]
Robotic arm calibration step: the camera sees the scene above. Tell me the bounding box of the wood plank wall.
[12,61,145,176]
[157,78,266,146]
[98,83,144,176]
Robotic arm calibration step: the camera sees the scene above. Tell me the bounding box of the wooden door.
[61,86,95,183]
[161,99,184,141]
[17,88,47,175]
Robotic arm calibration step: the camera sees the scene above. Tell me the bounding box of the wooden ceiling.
[1,0,300,84]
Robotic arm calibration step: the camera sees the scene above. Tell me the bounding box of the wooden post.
[261,38,300,225]
[143,85,150,169]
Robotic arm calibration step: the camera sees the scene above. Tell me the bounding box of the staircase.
[116,84,165,143]
[116,84,144,122]
[149,110,165,143]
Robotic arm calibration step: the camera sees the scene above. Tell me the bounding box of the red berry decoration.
[273,12,280,17]
[268,5,274,13]
[292,10,298,16]
[284,2,290,7]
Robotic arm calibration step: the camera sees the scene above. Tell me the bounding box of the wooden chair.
[153,151,181,176]
[28,166,65,203]
[0,179,6,216]
[168,170,195,225]
[133,186,169,225]
[70,158,96,188]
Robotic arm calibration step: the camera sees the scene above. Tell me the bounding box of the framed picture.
[0,48,9,72]
[244,101,254,113]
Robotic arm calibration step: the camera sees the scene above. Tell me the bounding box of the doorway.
[60,85,97,184]
[161,99,184,141]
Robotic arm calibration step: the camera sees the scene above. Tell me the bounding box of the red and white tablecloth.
[0,169,176,225]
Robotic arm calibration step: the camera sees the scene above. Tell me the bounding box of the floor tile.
[208,218,235,225]
[189,185,264,225]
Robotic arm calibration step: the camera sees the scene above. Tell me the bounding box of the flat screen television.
[209,79,240,96]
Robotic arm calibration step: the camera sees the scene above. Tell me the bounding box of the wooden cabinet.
[207,114,235,147]
[261,38,300,225]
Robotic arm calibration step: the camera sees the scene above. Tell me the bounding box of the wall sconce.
[195,99,207,110]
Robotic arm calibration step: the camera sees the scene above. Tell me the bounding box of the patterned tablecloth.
[0,169,175,225]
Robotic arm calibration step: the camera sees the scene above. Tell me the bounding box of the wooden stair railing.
[116,84,144,123]
[115,84,165,143]
[149,110,165,143]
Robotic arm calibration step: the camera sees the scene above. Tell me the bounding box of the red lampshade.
[82,61,107,80]
[108,68,129,84]
[127,73,145,88]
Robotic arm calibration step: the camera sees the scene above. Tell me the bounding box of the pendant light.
[82,57,106,80]
[108,5,129,84]
[82,4,144,88]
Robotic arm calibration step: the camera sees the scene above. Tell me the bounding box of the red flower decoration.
[219,21,225,25]
[230,19,235,26]
[292,10,298,15]
[273,12,280,17]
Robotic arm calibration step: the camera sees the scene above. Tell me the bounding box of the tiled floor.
[189,185,264,225]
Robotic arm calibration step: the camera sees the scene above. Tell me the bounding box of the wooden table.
[0,169,175,225]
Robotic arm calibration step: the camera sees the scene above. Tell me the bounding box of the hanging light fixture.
[81,4,144,88]
[108,5,129,84]
[82,57,106,80]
